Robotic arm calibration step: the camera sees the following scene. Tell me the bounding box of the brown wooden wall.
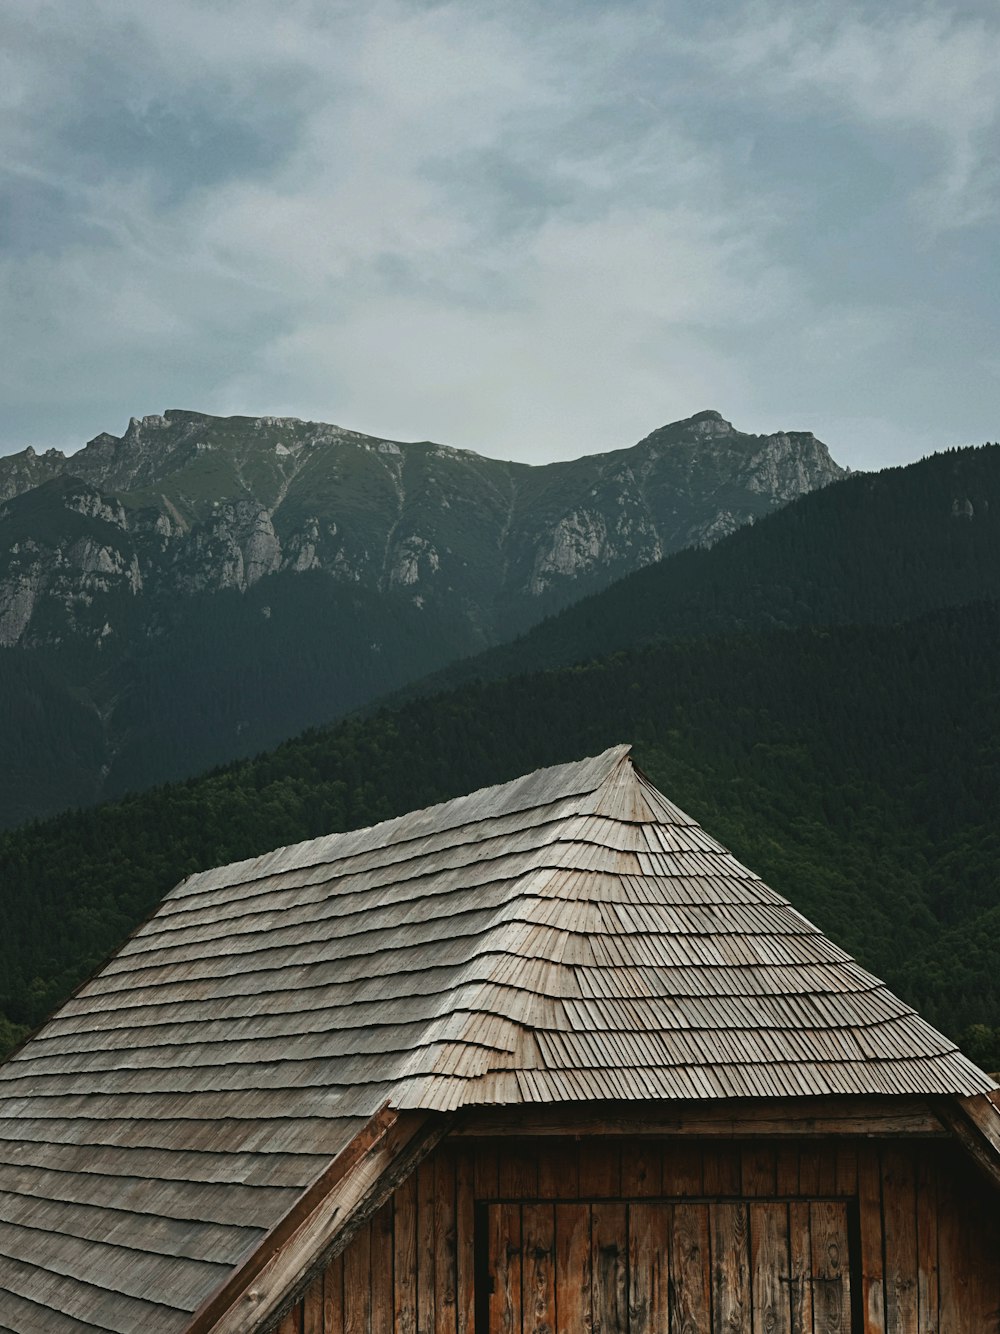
[275,1134,1000,1334]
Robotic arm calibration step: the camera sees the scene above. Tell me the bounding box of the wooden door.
[482,1199,855,1333]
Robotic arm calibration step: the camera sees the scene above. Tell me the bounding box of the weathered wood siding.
[276,1135,999,1333]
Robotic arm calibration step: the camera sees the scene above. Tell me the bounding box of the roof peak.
[1,747,995,1329]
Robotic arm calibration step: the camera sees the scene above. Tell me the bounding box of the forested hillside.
[404,442,1000,698]
[0,409,843,826]
[3,599,998,1068]
[0,573,477,826]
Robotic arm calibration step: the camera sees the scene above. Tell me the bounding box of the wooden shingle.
[0,744,994,1331]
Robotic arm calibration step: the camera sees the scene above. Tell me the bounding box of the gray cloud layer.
[1,0,998,468]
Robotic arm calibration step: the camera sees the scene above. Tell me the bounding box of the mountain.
[2,599,997,1068]
[395,441,1000,698]
[0,408,844,645]
[0,409,843,824]
[2,433,998,1069]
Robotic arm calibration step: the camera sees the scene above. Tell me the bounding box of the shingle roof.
[0,745,993,1331]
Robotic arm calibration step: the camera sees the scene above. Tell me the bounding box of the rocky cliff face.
[0,406,848,824]
[0,408,845,649]
[0,480,143,648]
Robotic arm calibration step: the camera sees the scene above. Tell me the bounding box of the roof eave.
[185,1105,453,1334]
[187,1088,1000,1333]
[935,1090,1000,1196]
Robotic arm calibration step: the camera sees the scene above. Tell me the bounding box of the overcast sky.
[2,1,998,470]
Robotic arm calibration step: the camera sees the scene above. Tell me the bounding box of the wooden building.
[0,745,997,1332]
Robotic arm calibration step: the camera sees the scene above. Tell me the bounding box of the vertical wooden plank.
[475,1143,500,1201]
[555,1203,592,1334]
[417,1160,437,1334]
[800,1147,837,1200]
[304,1273,326,1334]
[703,1144,741,1196]
[857,1145,886,1334]
[345,1223,372,1334]
[500,1142,539,1199]
[454,1147,476,1334]
[787,1203,814,1334]
[539,1140,579,1199]
[579,1140,620,1198]
[835,1145,858,1199]
[523,1203,556,1334]
[395,1173,418,1334]
[670,1203,711,1334]
[742,1145,777,1198]
[776,1145,800,1197]
[815,1147,837,1198]
[793,1144,834,1195]
[279,1305,303,1334]
[882,1146,918,1334]
[711,1202,750,1334]
[324,1254,345,1334]
[629,1202,668,1334]
[489,1203,522,1334]
[936,1147,1000,1334]
[371,1201,395,1334]
[591,1202,627,1334]
[810,1200,851,1334]
[621,1139,660,1197]
[798,1146,821,1198]
[663,1141,703,1198]
[749,1202,791,1334]
[914,1148,938,1334]
[935,1148,960,1334]
[435,1152,458,1334]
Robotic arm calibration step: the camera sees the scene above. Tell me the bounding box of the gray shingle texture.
[0,745,993,1330]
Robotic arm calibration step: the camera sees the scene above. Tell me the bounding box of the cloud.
[0,1,796,455]
[226,201,785,455]
[0,1,995,467]
[699,1,1000,231]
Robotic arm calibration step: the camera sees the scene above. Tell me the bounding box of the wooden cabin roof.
[0,744,994,1331]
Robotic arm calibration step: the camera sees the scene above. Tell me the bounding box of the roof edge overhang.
[448,1094,953,1139]
[934,1089,1000,1195]
[185,1105,452,1334]
[188,1089,1000,1334]
[172,744,634,906]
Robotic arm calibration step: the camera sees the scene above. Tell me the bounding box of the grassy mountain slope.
[2,599,998,1066]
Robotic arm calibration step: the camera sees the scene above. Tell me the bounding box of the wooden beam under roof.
[187,1107,451,1334]
[935,1091,1000,1195]
[452,1097,949,1140]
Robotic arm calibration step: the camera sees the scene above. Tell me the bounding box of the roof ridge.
[169,745,633,902]
[386,856,581,1109]
[2,746,996,1332]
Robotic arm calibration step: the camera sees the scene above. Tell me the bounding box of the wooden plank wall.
[484,1196,847,1332]
[276,1136,999,1334]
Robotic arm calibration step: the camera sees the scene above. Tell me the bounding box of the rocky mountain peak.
[687,408,735,434]
[0,406,848,652]
[0,404,859,818]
